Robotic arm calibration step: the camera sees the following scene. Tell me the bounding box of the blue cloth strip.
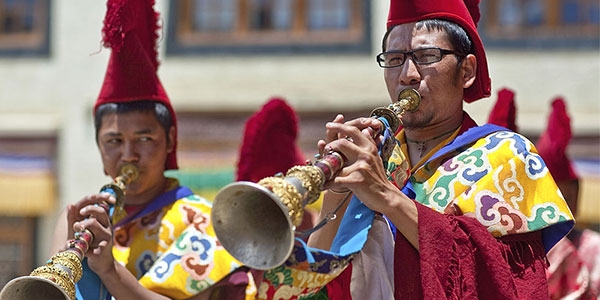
[329,195,375,255]
[290,119,394,268]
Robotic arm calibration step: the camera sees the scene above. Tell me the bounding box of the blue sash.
[75,186,194,300]
[427,124,505,163]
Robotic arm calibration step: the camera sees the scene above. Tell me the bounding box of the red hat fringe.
[386,0,491,103]
[487,87,518,132]
[536,97,578,182]
[95,0,178,170]
[101,0,160,70]
[463,0,481,25]
[236,98,306,182]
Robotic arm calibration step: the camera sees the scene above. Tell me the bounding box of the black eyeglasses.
[376,47,460,68]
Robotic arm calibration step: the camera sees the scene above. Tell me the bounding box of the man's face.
[97,110,174,200]
[383,22,474,130]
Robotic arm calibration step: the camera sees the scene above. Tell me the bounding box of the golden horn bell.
[211,89,421,270]
[0,164,138,300]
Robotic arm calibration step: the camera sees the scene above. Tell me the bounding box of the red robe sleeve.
[394,202,549,300]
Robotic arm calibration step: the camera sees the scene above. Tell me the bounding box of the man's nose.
[398,57,421,86]
[121,142,139,162]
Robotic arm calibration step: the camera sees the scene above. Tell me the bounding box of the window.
[0,135,55,283]
[166,0,371,55]
[0,217,35,286]
[0,0,51,56]
[480,0,599,48]
[0,136,57,215]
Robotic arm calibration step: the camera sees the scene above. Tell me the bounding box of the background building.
[0,0,598,284]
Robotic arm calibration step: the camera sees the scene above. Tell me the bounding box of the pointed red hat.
[236,97,306,182]
[386,0,491,103]
[487,87,518,132]
[94,0,178,170]
[536,97,578,182]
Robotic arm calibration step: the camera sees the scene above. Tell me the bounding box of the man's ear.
[461,54,477,89]
[167,125,176,153]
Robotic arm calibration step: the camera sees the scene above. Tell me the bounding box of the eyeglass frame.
[376,47,462,68]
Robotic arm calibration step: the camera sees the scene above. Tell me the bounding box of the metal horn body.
[211,89,421,270]
[0,164,139,300]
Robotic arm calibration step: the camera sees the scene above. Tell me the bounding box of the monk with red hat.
[49,0,251,299]
[539,97,600,299]
[487,87,519,132]
[235,97,320,233]
[254,0,574,299]
[487,91,596,299]
[236,97,308,183]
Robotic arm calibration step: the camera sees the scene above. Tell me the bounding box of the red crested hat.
[536,97,578,182]
[236,97,306,182]
[386,0,491,103]
[487,87,518,132]
[94,0,178,170]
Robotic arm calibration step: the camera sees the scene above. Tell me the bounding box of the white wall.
[0,0,597,263]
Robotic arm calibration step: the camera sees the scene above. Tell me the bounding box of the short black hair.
[94,101,172,143]
[381,19,473,58]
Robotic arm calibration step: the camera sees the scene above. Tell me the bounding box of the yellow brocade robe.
[112,179,255,299]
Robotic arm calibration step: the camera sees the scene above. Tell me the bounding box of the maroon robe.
[326,202,549,299]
